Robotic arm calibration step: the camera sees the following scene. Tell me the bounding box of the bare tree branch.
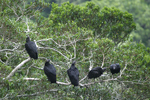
[0,49,17,52]
[101,53,105,68]
[119,63,128,77]
[6,58,31,79]
[89,51,93,71]
[25,17,30,33]
[32,66,43,70]
[38,47,69,60]
[0,59,5,64]
[34,40,39,48]
[0,44,20,52]
[23,78,41,81]
[79,75,88,83]
[57,81,70,85]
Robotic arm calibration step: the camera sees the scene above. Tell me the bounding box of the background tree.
[80,0,150,47]
[34,0,150,47]
[0,0,150,100]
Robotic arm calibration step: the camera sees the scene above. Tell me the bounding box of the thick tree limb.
[6,58,31,79]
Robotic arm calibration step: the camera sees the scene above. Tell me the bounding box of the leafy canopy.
[48,2,136,43]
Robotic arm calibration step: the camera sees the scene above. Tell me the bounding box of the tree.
[0,1,150,100]
[79,0,150,47]
[49,2,136,43]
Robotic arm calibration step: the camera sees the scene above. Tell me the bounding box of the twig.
[57,81,70,85]
[121,81,146,85]
[80,51,94,83]
[0,49,16,52]
[79,75,88,83]
[0,59,5,64]
[6,58,31,79]
[37,38,72,60]
[32,66,43,70]
[119,63,128,77]
[34,40,39,48]
[103,78,118,82]
[72,39,76,60]
[101,53,105,68]
[89,51,93,71]
[25,17,30,33]
[81,82,97,86]
[23,78,41,81]
[38,47,69,60]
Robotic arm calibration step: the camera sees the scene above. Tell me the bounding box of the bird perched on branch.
[44,59,56,83]
[88,67,106,79]
[110,63,120,75]
[25,36,38,59]
[67,61,79,86]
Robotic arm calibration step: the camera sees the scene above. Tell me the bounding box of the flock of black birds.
[25,36,121,86]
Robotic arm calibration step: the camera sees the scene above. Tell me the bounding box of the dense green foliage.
[0,0,150,100]
[38,0,150,47]
[80,0,150,47]
[49,2,136,43]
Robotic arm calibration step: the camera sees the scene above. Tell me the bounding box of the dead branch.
[89,51,94,71]
[38,47,69,60]
[119,63,128,77]
[79,75,88,83]
[32,66,43,70]
[0,44,20,52]
[57,81,70,85]
[81,82,96,86]
[23,78,41,81]
[6,58,31,79]
[101,53,105,68]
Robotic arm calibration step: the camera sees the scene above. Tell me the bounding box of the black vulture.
[110,63,120,75]
[25,36,38,59]
[44,59,56,83]
[67,61,79,86]
[88,67,106,79]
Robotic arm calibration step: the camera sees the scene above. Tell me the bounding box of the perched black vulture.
[25,36,38,59]
[110,63,120,75]
[88,67,106,79]
[67,61,79,86]
[44,59,56,83]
